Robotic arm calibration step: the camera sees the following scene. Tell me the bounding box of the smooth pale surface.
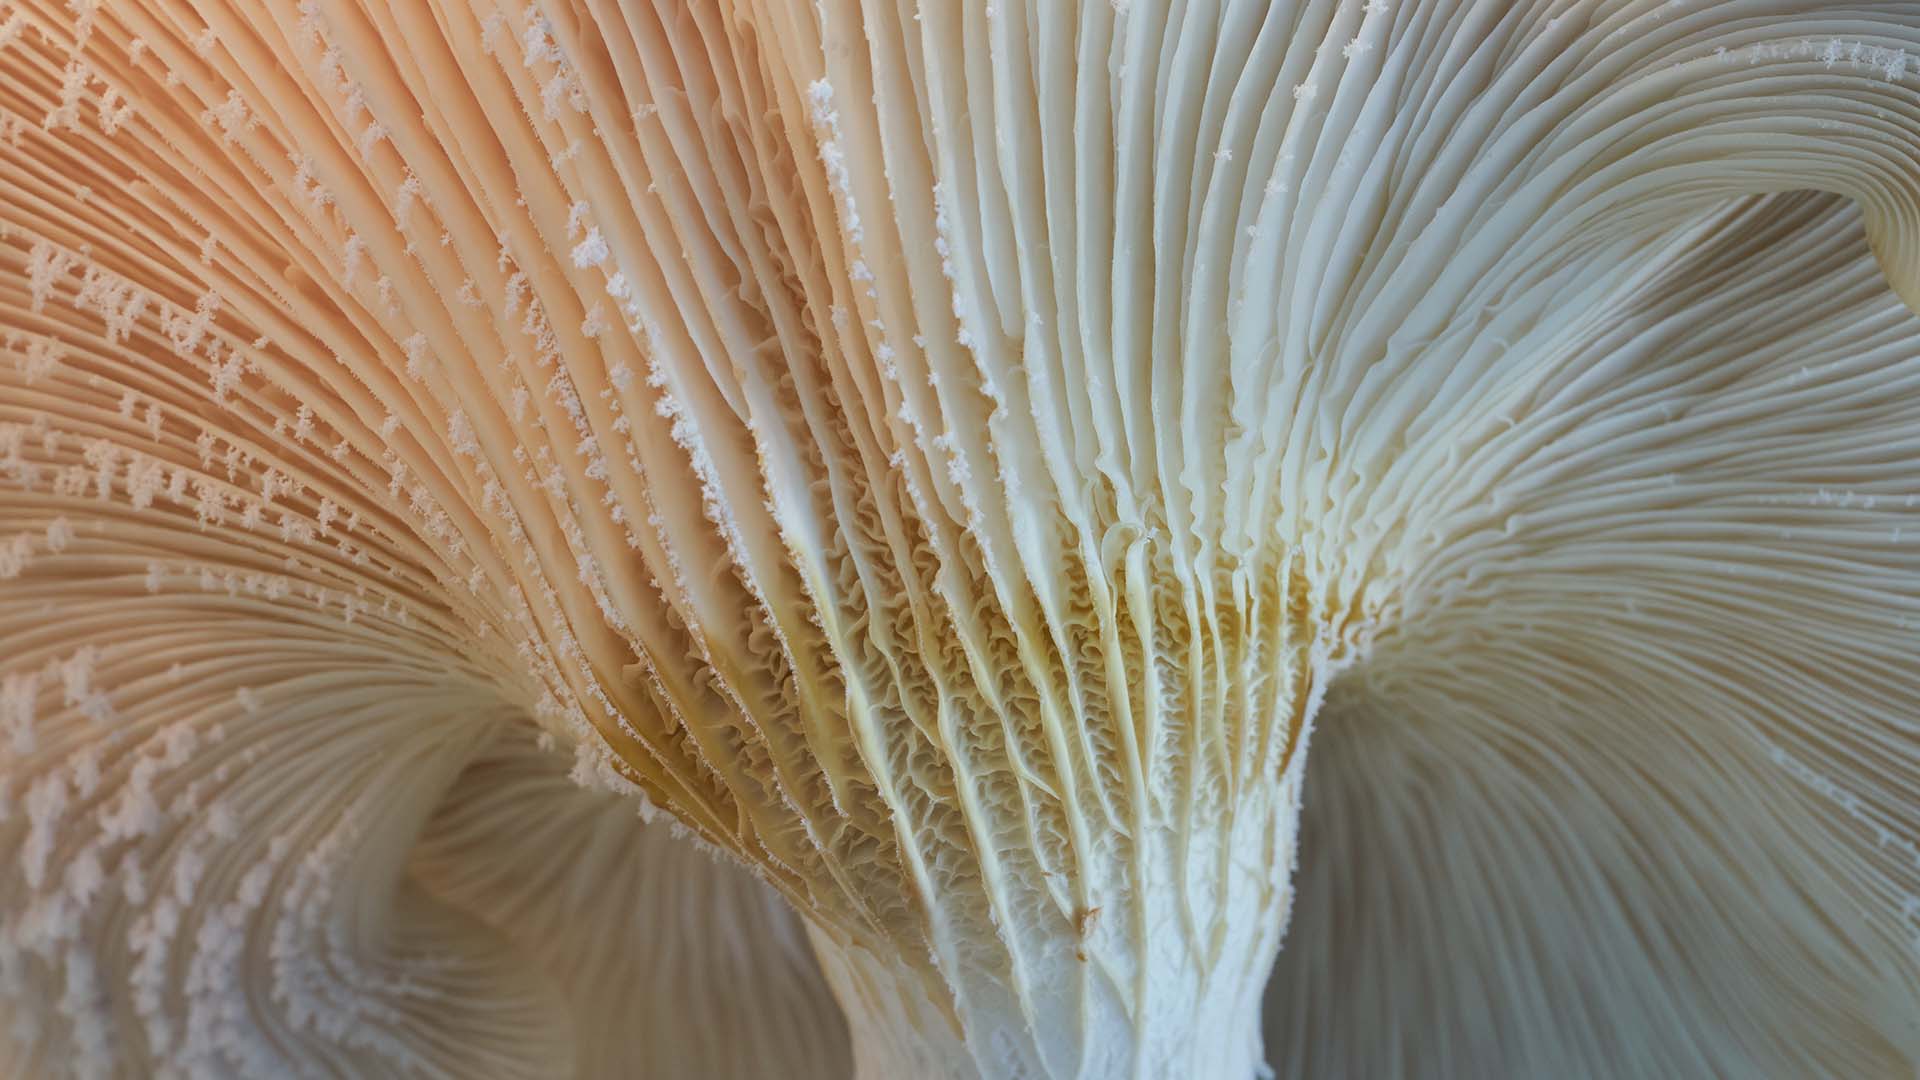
[0,0,1918,1076]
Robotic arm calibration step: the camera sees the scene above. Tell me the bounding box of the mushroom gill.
[0,1,1917,1077]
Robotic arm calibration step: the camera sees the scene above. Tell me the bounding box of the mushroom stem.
[809,937,976,1080]
[806,744,1313,1080]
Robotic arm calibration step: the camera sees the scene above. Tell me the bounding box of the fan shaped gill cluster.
[1,0,1919,1078]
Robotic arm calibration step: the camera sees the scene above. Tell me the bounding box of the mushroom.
[2,0,1918,1077]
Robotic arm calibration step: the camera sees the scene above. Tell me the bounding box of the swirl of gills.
[2,0,1919,1077]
